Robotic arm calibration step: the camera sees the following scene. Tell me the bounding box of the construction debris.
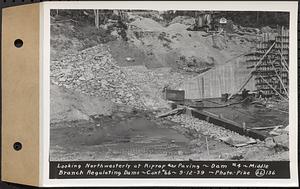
[156,107,185,118]
[251,125,283,130]
[265,133,289,150]
[219,136,257,147]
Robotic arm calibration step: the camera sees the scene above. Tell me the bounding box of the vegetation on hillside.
[51,9,289,29]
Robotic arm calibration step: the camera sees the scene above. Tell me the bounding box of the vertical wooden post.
[281,26,284,72]
[202,77,205,98]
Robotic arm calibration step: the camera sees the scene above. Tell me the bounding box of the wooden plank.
[156,107,185,118]
[251,125,283,130]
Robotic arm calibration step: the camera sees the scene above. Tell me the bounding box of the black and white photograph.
[49,8,290,162]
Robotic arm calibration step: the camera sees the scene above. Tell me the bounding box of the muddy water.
[50,114,207,161]
[50,111,270,161]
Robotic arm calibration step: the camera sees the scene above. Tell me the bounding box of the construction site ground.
[50,12,289,161]
[50,108,288,161]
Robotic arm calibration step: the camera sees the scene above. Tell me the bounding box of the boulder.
[273,134,289,148]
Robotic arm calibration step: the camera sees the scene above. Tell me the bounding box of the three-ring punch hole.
[13,142,22,151]
[14,39,23,48]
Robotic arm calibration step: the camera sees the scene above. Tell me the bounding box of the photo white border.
[40,1,298,187]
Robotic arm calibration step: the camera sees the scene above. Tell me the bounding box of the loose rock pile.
[123,67,192,90]
[51,45,145,108]
[122,66,195,109]
[168,114,256,143]
[50,44,195,110]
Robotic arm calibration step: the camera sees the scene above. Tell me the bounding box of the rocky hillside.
[126,16,256,68]
[49,11,273,122]
[51,12,260,70]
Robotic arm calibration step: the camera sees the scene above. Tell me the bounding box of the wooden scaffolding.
[244,26,289,99]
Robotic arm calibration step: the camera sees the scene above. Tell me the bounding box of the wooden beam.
[281,26,284,69]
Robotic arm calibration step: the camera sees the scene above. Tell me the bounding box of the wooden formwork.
[177,59,256,99]
[245,26,289,98]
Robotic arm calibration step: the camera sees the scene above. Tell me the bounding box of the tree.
[94,10,100,29]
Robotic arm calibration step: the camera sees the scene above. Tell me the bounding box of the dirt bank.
[51,83,114,123]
